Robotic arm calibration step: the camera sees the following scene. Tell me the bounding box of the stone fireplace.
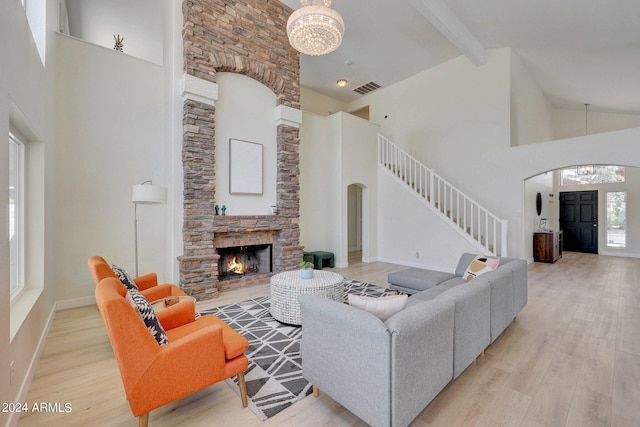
[179,0,302,300]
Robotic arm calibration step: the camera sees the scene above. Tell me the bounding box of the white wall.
[299,112,341,258]
[510,52,554,146]
[346,49,512,194]
[1,0,57,424]
[299,111,380,267]
[300,86,346,117]
[65,0,163,65]
[523,172,555,261]
[163,0,184,285]
[378,171,481,271]
[54,34,166,300]
[214,72,278,216]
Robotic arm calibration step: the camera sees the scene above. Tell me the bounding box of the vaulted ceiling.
[280,0,640,115]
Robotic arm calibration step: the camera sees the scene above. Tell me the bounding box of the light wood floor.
[20,252,640,426]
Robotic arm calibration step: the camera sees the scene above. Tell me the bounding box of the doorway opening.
[348,184,363,259]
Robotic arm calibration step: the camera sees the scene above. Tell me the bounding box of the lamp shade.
[132,184,167,204]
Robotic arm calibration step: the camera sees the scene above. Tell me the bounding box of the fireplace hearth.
[217,244,272,281]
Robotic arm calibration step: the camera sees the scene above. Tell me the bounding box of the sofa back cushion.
[463,255,500,281]
[455,253,515,277]
[348,294,408,321]
[410,279,464,302]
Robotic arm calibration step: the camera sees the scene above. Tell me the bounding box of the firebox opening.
[217,244,272,281]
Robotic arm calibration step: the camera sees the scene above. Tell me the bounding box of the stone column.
[179,98,219,300]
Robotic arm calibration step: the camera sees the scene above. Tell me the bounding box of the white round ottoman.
[270,270,344,325]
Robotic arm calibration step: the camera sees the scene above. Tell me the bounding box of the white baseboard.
[55,295,96,310]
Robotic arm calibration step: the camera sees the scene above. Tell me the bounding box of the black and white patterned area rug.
[201,278,395,421]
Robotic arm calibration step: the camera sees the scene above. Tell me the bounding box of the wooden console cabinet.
[533,231,563,263]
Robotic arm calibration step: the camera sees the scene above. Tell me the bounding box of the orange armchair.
[95,277,249,426]
[88,256,194,330]
[88,255,186,299]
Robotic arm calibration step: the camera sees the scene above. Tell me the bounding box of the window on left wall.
[9,131,25,301]
[8,106,45,341]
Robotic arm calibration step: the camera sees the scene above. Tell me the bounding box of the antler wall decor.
[113,34,124,52]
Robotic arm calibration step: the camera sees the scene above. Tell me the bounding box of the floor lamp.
[132,181,167,277]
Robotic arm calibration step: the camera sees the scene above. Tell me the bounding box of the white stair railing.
[378,134,508,257]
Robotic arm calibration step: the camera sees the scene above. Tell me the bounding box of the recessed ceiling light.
[337,79,348,87]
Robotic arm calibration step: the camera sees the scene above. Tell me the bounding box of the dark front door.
[560,191,598,253]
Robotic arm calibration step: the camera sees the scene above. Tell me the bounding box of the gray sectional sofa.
[391,253,528,344]
[298,253,527,427]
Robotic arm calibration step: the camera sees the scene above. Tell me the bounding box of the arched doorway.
[524,164,635,260]
[347,183,368,263]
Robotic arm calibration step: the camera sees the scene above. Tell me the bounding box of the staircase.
[378,134,508,257]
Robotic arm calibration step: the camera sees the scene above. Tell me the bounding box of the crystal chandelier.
[287,0,345,56]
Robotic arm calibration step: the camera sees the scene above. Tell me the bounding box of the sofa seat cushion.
[166,314,249,360]
[388,268,456,293]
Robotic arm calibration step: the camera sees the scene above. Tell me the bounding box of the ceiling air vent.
[353,81,381,95]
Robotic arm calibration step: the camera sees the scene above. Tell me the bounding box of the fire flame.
[228,256,245,274]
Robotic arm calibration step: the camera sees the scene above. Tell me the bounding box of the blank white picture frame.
[229,138,263,194]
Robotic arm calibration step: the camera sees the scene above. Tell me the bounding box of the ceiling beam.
[408,0,485,66]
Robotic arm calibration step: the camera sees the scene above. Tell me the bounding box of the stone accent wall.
[180,0,302,299]
[183,0,300,109]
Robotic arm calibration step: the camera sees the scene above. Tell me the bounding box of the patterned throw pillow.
[463,255,500,281]
[125,288,169,346]
[111,264,138,291]
[348,294,408,321]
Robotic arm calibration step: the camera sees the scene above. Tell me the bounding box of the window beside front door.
[606,191,626,248]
